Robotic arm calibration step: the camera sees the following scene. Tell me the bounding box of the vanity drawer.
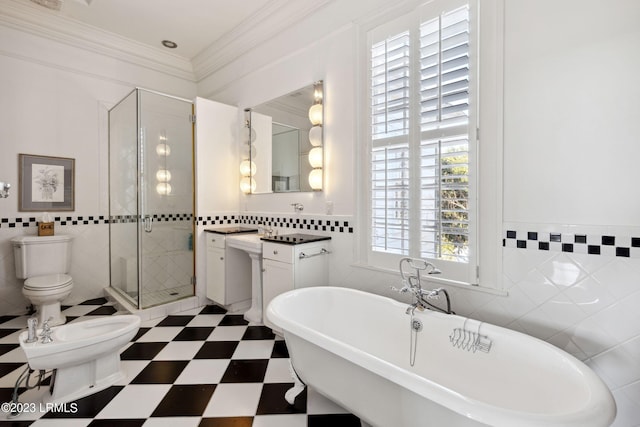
[206,234,225,250]
[263,242,294,264]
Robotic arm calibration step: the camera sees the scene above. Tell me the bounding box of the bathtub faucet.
[395,258,454,314]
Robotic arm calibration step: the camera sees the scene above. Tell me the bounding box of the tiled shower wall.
[110,214,194,297]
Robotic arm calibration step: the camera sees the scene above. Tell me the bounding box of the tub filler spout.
[395,257,454,314]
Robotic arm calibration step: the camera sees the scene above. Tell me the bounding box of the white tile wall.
[0,217,194,316]
[3,210,638,424]
[327,220,640,426]
[0,221,110,315]
[462,243,640,425]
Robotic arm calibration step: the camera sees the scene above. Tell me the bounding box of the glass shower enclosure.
[108,88,195,309]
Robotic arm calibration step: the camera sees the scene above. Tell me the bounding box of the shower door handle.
[143,215,153,233]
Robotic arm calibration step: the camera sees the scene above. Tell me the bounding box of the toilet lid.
[24,274,73,289]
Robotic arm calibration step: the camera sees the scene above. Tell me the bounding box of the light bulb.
[308,103,323,126]
[156,182,172,195]
[308,147,323,168]
[240,160,257,177]
[241,143,257,159]
[313,83,323,103]
[240,177,256,194]
[156,169,172,182]
[309,125,322,146]
[309,169,323,190]
[245,127,257,144]
[156,143,171,156]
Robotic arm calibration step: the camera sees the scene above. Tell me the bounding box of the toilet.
[19,314,141,404]
[11,235,74,327]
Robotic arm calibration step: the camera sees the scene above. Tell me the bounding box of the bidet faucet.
[40,318,53,344]
[26,317,38,343]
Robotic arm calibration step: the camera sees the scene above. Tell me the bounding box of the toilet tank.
[11,235,73,279]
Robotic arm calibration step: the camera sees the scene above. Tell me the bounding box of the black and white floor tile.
[0,299,361,426]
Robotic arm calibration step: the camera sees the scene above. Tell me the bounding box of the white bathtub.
[266,287,616,427]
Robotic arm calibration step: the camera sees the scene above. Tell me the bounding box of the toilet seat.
[24,273,73,290]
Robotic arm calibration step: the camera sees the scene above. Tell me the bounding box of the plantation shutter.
[368,0,476,283]
[371,30,411,255]
[419,5,471,263]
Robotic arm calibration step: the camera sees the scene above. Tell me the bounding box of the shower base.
[105,286,201,321]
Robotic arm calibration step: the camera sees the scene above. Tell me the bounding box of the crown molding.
[191,0,333,82]
[0,0,195,82]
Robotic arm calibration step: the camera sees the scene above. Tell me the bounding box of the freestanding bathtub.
[266,287,616,427]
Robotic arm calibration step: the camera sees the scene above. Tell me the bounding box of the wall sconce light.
[241,109,257,194]
[156,130,172,195]
[308,80,324,191]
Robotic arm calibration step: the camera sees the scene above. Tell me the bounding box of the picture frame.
[18,154,75,212]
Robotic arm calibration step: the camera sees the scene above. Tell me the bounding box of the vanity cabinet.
[205,233,252,306]
[262,239,330,332]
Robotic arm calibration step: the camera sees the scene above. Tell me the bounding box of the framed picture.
[19,154,75,212]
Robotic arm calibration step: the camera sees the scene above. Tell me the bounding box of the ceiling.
[5,0,331,80]
[53,0,272,59]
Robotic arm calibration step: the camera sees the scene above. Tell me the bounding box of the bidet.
[19,315,140,404]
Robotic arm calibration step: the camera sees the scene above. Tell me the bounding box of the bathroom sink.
[226,233,263,254]
[225,233,263,324]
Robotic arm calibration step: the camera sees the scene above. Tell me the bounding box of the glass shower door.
[109,90,140,306]
[137,90,194,309]
[109,88,195,310]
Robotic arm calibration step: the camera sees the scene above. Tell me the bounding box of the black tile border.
[0,212,355,234]
[197,214,354,234]
[238,214,354,234]
[0,213,194,228]
[504,229,639,258]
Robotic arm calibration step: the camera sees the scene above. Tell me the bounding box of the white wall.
[503,0,640,226]
[194,97,239,303]
[0,23,196,314]
[197,6,359,216]
[201,0,640,424]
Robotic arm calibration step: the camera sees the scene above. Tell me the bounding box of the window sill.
[350,262,508,297]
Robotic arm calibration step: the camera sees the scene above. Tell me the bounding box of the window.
[367,0,478,284]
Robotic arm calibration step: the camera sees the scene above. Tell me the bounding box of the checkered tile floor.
[0,298,361,426]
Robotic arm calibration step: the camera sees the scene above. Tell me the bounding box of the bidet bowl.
[19,314,141,370]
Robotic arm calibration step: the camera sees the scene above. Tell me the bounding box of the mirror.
[243,82,323,194]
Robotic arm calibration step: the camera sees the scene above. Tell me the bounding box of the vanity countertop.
[260,233,331,245]
[204,226,258,235]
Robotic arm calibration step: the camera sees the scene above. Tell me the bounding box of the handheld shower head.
[428,266,442,275]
